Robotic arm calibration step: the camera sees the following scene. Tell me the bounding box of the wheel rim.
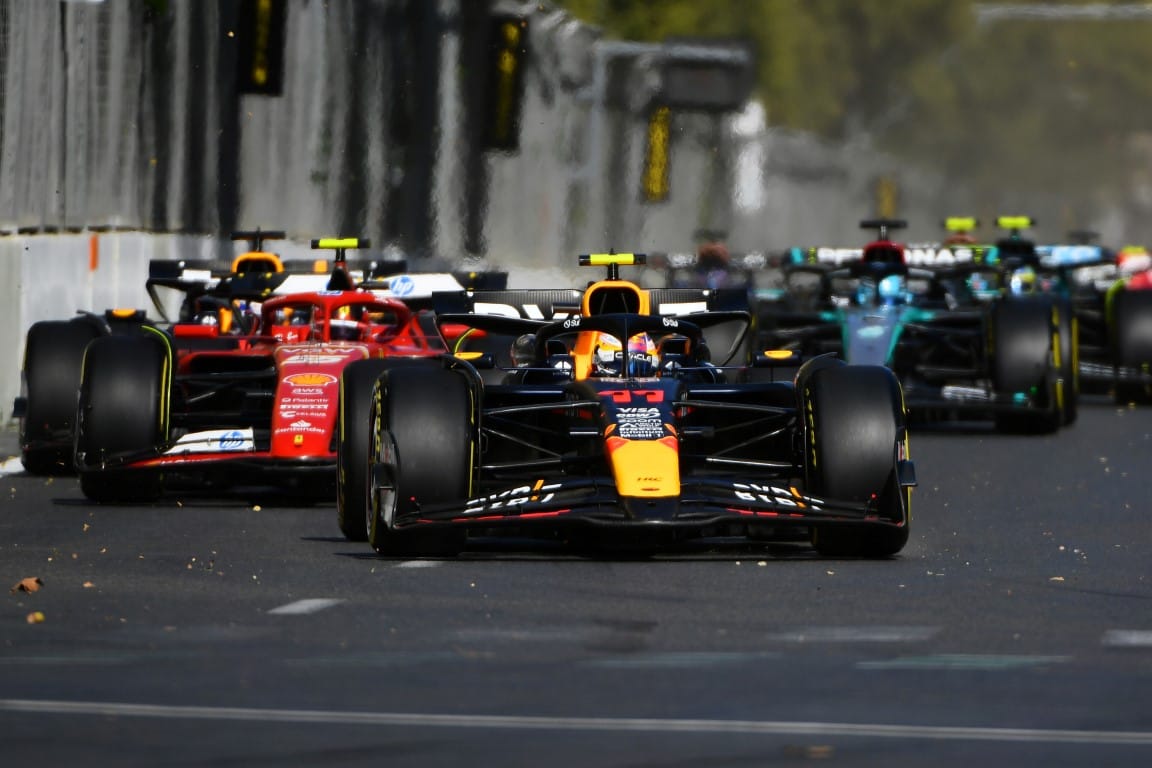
[369,429,398,541]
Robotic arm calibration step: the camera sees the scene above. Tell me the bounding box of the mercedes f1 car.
[336,253,915,558]
[759,219,1077,433]
[905,217,1152,406]
[1013,233,1152,405]
[72,238,452,503]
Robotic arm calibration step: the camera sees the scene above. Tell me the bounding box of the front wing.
[389,476,907,536]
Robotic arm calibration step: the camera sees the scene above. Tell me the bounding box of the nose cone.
[606,435,680,497]
[619,496,681,522]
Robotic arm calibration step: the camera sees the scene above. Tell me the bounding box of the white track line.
[1103,630,1152,648]
[0,457,23,476]
[266,598,345,615]
[1,700,1152,745]
[767,626,939,643]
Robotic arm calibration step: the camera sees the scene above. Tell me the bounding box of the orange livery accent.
[605,435,679,497]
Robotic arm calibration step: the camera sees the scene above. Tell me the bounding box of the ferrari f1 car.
[336,253,915,558]
[15,228,290,475]
[760,219,1077,433]
[72,238,451,503]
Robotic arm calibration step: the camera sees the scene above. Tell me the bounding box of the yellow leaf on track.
[11,577,43,594]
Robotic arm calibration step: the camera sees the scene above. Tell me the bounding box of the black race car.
[335,253,915,558]
[758,219,1077,433]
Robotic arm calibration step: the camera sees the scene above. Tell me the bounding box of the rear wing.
[145,257,498,322]
[360,270,508,308]
[145,258,400,322]
[434,286,752,365]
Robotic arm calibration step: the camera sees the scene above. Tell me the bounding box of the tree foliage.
[552,0,1152,196]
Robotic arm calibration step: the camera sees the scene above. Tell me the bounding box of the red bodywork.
[139,289,448,480]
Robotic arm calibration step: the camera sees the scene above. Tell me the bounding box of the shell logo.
[284,373,337,387]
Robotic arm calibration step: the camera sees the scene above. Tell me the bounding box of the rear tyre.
[802,363,910,558]
[337,358,437,542]
[19,320,103,474]
[1111,290,1152,405]
[75,334,169,502]
[368,366,474,556]
[991,298,1061,433]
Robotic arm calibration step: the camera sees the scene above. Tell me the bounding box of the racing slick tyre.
[990,298,1061,434]
[1111,290,1152,405]
[337,358,439,542]
[367,365,475,557]
[802,363,910,558]
[1054,298,1078,426]
[75,333,170,503]
[19,320,103,475]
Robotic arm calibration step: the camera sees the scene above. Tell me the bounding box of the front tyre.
[337,358,442,542]
[991,298,1061,433]
[803,363,910,558]
[1111,290,1152,404]
[337,359,394,541]
[75,333,170,502]
[368,365,475,556]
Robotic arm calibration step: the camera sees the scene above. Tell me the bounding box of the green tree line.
[554,0,1152,201]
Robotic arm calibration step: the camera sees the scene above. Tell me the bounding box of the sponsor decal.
[733,482,822,511]
[389,274,415,297]
[903,246,980,266]
[472,302,573,320]
[615,406,665,439]
[163,428,255,455]
[465,482,562,511]
[1038,244,1102,266]
[274,424,326,435]
[656,301,708,315]
[219,430,246,451]
[279,401,329,411]
[815,247,863,265]
[289,419,313,429]
[283,372,337,387]
[282,354,354,366]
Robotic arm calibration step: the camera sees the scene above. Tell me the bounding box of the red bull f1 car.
[336,253,916,558]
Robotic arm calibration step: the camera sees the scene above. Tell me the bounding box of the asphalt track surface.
[2,397,1152,767]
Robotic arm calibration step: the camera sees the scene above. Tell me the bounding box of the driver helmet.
[1118,246,1152,277]
[327,305,366,341]
[511,333,537,366]
[329,318,362,341]
[877,273,907,305]
[593,332,659,377]
[1008,265,1037,295]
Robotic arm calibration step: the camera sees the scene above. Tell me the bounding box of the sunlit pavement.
[0,424,18,472]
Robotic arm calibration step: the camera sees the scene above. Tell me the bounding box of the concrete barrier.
[2,233,219,428]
